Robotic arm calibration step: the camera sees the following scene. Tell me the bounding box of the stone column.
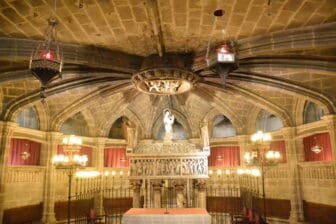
[195,179,207,208]
[94,138,106,216]
[238,135,250,167]
[0,122,17,223]
[200,122,210,152]
[323,115,336,161]
[282,128,305,224]
[152,180,163,208]
[126,127,136,153]
[42,132,63,224]
[174,180,185,208]
[130,180,142,208]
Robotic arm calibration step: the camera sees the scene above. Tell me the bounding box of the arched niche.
[256,110,283,132]
[15,106,39,130]
[303,101,324,124]
[156,119,188,140]
[108,116,133,139]
[59,112,89,136]
[211,114,236,138]
[152,109,191,140]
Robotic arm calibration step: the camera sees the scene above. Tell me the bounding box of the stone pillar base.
[42,212,57,224]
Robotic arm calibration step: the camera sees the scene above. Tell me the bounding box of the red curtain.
[9,138,41,166]
[57,145,93,166]
[209,146,240,167]
[104,148,129,168]
[270,140,287,163]
[303,132,333,162]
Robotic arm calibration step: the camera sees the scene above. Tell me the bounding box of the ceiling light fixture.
[29,0,62,101]
[206,9,238,85]
[132,54,199,95]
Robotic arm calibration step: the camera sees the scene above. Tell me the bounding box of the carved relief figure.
[200,122,210,151]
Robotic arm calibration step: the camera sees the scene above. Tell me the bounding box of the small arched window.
[211,115,236,138]
[15,107,39,130]
[304,101,324,124]
[59,112,89,136]
[256,110,283,132]
[108,116,130,139]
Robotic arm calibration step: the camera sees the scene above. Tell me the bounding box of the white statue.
[163,109,174,139]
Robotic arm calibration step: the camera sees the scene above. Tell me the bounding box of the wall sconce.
[21,151,31,160]
[311,136,323,154]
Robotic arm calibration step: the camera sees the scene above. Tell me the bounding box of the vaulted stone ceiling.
[0,0,335,137]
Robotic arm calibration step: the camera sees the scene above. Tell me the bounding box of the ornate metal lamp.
[311,136,323,154]
[243,131,281,224]
[29,17,62,99]
[205,9,238,84]
[52,135,87,224]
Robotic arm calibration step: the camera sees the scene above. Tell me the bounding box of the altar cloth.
[122,208,211,224]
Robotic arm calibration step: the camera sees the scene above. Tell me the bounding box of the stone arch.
[14,106,40,130]
[203,108,241,136]
[151,109,192,140]
[255,110,284,132]
[303,101,324,124]
[10,102,49,131]
[246,107,262,135]
[100,108,144,139]
[201,82,293,128]
[211,115,236,138]
[54,109,96,137]
[59,112,90,137]
[294,98,328,126]
[34,102,49,131]
[108,116,132,139]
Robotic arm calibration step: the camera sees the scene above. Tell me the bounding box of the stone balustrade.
[6,166,45,183]
[299,161,336,180]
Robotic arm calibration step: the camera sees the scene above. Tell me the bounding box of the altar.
[122,208,211,224]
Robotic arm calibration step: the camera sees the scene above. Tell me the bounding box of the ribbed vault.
[0,1,335,138]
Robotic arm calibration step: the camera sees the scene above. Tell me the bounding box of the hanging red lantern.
[40,50,55,60]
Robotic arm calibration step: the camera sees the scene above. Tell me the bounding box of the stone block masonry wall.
[299,162,336,206]
[4,166,45,209]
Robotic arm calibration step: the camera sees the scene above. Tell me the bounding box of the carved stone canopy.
[132,54,199,95]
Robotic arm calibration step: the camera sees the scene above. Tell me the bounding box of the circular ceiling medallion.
[132,68,199,95]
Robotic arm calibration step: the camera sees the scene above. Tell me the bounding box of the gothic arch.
[11,102,49,131]
[203,108,241,136]
[151,109,192,140]
[100,108,144,139]
[58,112,90,137]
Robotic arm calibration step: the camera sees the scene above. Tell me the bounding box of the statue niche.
[155,110,188,140]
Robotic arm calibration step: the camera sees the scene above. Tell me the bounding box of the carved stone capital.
[96,137,107,148]
[281,127,296,140]
[173,180,185,191]
[195,179,207,191]
[0,121,18,138]
[130,180,142,190]
[152,179,163,191]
